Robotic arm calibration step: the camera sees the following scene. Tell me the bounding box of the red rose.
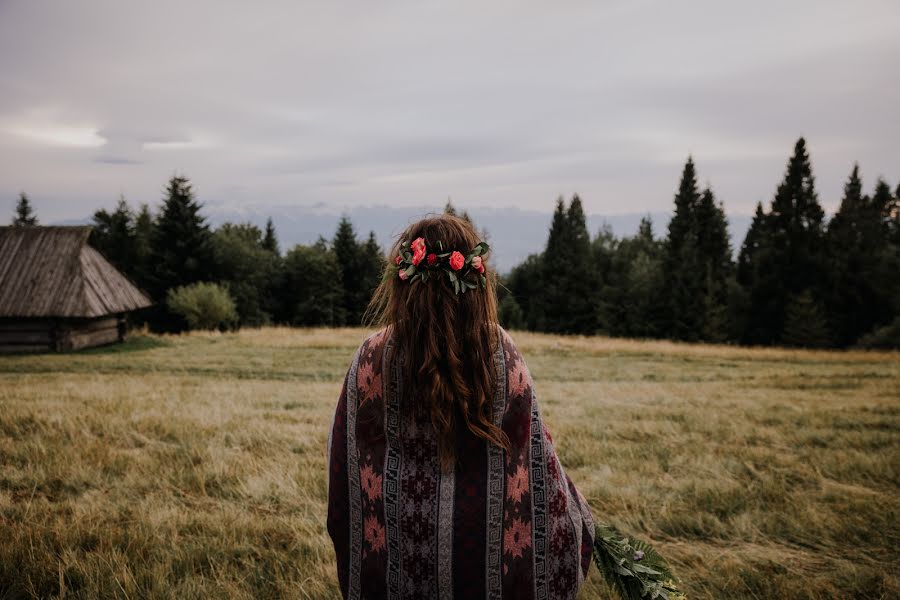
[449,251,464,271]
[394,255,402,265]
[426,253,437,266]
[411,237,426,266]
[471,255,485,274]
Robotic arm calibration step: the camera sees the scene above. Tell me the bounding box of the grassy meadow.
[1,327,898,599]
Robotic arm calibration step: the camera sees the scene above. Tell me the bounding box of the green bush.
[498,294,525,330]
[166,282,238,331]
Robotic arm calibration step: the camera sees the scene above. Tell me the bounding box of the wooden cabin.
[0,226,152,353]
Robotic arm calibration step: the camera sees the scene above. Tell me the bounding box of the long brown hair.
[364,214,510,471]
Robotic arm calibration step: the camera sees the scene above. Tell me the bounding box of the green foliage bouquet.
[593,523,686,600]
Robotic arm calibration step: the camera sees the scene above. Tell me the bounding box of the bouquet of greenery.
[593,523,687,600]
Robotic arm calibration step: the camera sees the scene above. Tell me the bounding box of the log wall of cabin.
[0,316,125,353]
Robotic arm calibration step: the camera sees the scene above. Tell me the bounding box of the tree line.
[10,137,899,347]
[12,177,385,331]
[501,138,900,348]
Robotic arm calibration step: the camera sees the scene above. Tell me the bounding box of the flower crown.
[390,236,489,294]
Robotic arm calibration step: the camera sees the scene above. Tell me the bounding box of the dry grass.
[0,327,898,599]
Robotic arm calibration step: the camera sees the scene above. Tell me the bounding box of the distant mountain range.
[57,204,753,275]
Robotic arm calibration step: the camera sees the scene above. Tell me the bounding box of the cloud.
[0,0,898,226]
[141,136,217,152]
[4,122,107,148]
[94,156,142,165]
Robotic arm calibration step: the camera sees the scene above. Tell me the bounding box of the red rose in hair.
[394,255,402,265]
[449,251,464,271]
[471,255,485,274]
[411,237,426,266]
[426,253,437,266]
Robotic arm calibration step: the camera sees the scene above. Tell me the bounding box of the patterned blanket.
[327,326,594,599]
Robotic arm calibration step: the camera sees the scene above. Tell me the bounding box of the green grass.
[1,327,898,599]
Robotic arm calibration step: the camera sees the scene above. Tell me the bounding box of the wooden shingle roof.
[0,226,152,318]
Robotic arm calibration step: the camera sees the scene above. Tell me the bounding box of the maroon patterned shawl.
[327,326,594,599]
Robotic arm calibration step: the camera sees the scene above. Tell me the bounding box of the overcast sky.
[1,0,898,224]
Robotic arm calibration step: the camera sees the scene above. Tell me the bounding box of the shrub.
[166,282,238,331]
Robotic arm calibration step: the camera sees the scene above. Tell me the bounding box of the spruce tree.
[695,187,733,341]
[358,231,385,320]
[741,138,827,345]
[12,192,38,226]
[537,197,573,333]
[545,196,568,258]
[132,204,154,291]
[564,195,597,334]
[824,165,879,345]
[147,175,213,316]
[735,202,778,344]
[90,196,135,272]
[662,157,703,340]
[262,217,280,255]
[333,216,363,325]
[868,179,900,333]
[619,217,665,338]
[737,203,767,288]
[592,223,619,335]
[506,253,545,331]
[768,137,825,289]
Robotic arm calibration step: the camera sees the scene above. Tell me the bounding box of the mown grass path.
[1,328,898,598]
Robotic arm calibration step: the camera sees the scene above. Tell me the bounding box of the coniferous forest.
[10,137,900,348]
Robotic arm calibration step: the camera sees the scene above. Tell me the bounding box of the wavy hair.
[364,214,510,471]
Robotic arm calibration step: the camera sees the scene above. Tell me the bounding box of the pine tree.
[537,197,574,333]
[592,223,619,335]
[737,203,767,288]
[333,216,363,326]
[740,138,827,345]
[147,175,213,323]
[506,253,545,330]
[867,179,900,333]
[619,217,665,338]
[444,199,457,216]
[132,204,154,291]
[545,196,568,258]
[358,231,385,320]
[90,196,135,272]
[824,165,882,346]
[262,217,280,255]
[12,192,38,226]
[662,157,703,340]
[564,195,597,334]
[694,187,733,341]
[768,138,825,290]
[734,202,772,343]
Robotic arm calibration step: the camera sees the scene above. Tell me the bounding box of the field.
[0,328,898,599]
